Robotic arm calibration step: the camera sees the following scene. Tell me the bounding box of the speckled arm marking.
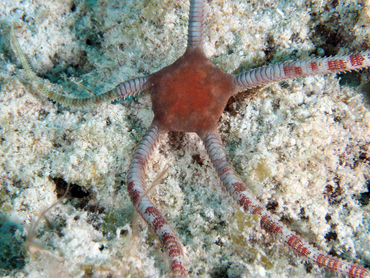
[202,131,370,278]
[234,51,370,91]
[127,125,187,278]
[10,24,147,106]
[187,0,206,49]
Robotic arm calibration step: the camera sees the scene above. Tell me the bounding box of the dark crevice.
[358,181,370,207]
[309,2,362,56]
[325,231,338,242]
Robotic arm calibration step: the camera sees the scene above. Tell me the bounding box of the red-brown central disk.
[148,47,237,136]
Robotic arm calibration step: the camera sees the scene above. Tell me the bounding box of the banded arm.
[202,131,370,278]
[187,0,206,49]
[127,125,187,278]
[38,77,148,106]
[10,25,147,106]
[234,51,370,91]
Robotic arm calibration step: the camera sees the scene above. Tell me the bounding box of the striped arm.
[10,25,147,107]
[127,125,187,278]
[234,51,370,91]
[45,77,148,106]
[187,0,206,49]
[202,131,370,278]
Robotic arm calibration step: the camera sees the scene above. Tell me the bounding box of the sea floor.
[1,0,370,277]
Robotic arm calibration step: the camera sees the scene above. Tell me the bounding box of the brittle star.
[10,0,370,277]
